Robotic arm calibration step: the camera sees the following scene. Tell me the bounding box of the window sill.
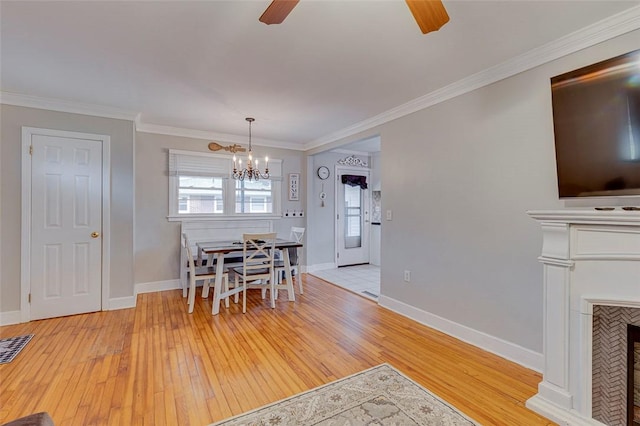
[167,214,283,222]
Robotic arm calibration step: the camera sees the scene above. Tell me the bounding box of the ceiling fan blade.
[259,0,300,25]
[405,0,450,34]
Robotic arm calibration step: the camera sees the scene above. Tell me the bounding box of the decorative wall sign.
[288,173,300,201]
[207,142,246,153]
[337,155,368,167]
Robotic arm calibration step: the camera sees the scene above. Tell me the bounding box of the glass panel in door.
[344,184,362,249]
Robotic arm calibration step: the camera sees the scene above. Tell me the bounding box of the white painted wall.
[0,105,135,312]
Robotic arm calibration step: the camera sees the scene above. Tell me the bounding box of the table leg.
[282,248,296,302]
[212,253,226,315]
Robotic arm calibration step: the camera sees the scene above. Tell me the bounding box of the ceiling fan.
[259,0,449,35]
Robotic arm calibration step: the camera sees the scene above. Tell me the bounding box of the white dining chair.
[230,232,277,313]
[183,233,228,313]
[274,227,305,294]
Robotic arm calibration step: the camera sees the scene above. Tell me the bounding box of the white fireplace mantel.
[526,209,640,426]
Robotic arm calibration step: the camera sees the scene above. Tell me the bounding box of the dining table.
[196,239,303,315]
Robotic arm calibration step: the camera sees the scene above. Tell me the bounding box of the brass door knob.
[91,232,100,238]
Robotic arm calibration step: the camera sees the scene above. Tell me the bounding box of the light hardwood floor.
[0,275,554,425]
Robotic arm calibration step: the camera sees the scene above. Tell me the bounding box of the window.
[169,149,282,219]
[179,176,224,214]
[235,179,272,213]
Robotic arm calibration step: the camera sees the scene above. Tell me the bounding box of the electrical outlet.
[404,270,411,282]
[386,210,393,221]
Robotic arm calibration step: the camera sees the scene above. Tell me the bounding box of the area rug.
[0,334,34,364]
[211,363,478,425]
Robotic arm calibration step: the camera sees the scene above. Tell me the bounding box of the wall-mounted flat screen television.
[551,48,640,198]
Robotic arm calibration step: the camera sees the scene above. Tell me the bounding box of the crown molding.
[3,5,639,153]
[304,5,640,151]
[0,90,302,150]
[135,120,302,151]
[0,91,140,122]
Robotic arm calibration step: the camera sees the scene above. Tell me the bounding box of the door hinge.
[337,214,339,220]
[337,252,339,259]
[28,293,31,303]
[29,145,33,155]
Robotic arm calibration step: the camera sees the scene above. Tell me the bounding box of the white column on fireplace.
[526,210,640,426]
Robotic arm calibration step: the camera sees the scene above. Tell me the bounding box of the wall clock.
[317,166,330,180]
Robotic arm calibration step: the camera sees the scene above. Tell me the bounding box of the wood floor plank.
[0,275,555,425]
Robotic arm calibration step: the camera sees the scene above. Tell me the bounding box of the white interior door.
[336,168,370,266]
[28,132,103,320]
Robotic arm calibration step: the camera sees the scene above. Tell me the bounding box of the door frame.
[21,127,111,322]
[334,165,371,266]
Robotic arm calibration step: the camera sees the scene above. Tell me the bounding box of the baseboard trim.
[306,262,336,273]
[0,310,22,326]
[135,279,181,295]
[378,295,544,372]
[0,296,139,320]
[107,296,136,310]
[526,395,596,426]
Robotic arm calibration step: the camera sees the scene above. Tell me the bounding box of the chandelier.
[232,117,269,181]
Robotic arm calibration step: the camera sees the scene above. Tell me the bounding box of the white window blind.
[169,149,230,178]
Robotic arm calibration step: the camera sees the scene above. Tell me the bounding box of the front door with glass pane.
[336,168,370,266]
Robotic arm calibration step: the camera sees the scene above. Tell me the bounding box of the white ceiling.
[1,1,639,151]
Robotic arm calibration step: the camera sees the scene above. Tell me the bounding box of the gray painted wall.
[0,105,135,312]
[307,29,640,353]
[134,132,305,286]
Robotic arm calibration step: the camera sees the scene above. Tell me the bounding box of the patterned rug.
[0,334,34,364]
[211,363,478,425]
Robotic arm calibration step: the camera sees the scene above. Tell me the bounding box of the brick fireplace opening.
[629,324,640,426]
[592,305,640,426]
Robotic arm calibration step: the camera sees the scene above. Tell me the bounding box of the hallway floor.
[309,264,380,301]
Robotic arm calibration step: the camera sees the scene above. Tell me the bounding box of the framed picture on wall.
[288,173,300,201]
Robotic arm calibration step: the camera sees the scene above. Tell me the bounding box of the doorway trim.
[334,165,371,267]
[21,127,111,322]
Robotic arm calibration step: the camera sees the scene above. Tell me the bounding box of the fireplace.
[526,210,640,426]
